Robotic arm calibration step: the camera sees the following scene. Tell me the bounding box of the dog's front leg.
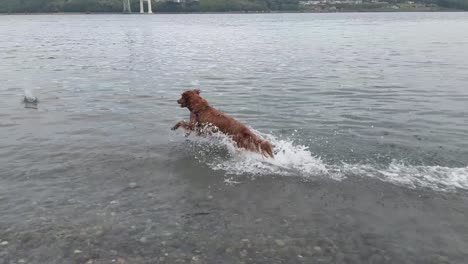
[171,121,183,131]
[186,112,200,136]
[171,121,196,131]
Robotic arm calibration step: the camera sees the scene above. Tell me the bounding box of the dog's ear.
[194,89,201,95]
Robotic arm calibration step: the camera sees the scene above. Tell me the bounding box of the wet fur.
[172,90,274,158]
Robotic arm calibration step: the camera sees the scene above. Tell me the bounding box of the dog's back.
[199,108,274,158]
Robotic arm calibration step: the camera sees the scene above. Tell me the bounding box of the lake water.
[1,13,468,264]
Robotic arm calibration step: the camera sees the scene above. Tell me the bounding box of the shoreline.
[0,9,464,15]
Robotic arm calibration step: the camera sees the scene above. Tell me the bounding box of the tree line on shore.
[0,0,466,13]
[436,0,468,9]
[0,0,299,13]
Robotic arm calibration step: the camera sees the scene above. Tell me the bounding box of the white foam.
[24,88,35,99]
[184,130,468,192]
[376,161,468,191]
[334,161,468,191]
[204,131,329,178]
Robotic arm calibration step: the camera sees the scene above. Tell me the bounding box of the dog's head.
[177,89,208,111]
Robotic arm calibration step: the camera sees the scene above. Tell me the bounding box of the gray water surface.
[1,13,468,264]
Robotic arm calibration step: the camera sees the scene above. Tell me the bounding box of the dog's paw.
[171,123,180,131]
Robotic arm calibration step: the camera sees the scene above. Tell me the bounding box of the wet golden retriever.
[172,89,274,158]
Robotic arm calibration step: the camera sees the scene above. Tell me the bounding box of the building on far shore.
[300,0,364,5]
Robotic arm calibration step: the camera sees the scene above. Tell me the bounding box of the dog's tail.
[259,140,274,158]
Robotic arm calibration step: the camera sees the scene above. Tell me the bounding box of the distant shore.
[0,9,463,15]
[1,0,466,14]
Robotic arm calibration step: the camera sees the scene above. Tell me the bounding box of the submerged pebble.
[313,246,323,254]
[239,249,248,257]
[191,255,202,264]
[0,241,8,246]
[274,239,286,247]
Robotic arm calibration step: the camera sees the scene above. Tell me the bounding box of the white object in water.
[23,96,38,104]
[23,94,39,109]
[24,88,38,104]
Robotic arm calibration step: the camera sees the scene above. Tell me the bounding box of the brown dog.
[172,89,274,158]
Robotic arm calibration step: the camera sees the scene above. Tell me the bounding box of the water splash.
[189,130,328,178]
[185,130,468,192]
[376,161,468,191]
[23,88,38,109]
[24,88,35,100]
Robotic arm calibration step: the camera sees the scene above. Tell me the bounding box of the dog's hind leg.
[260,140,274,158]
